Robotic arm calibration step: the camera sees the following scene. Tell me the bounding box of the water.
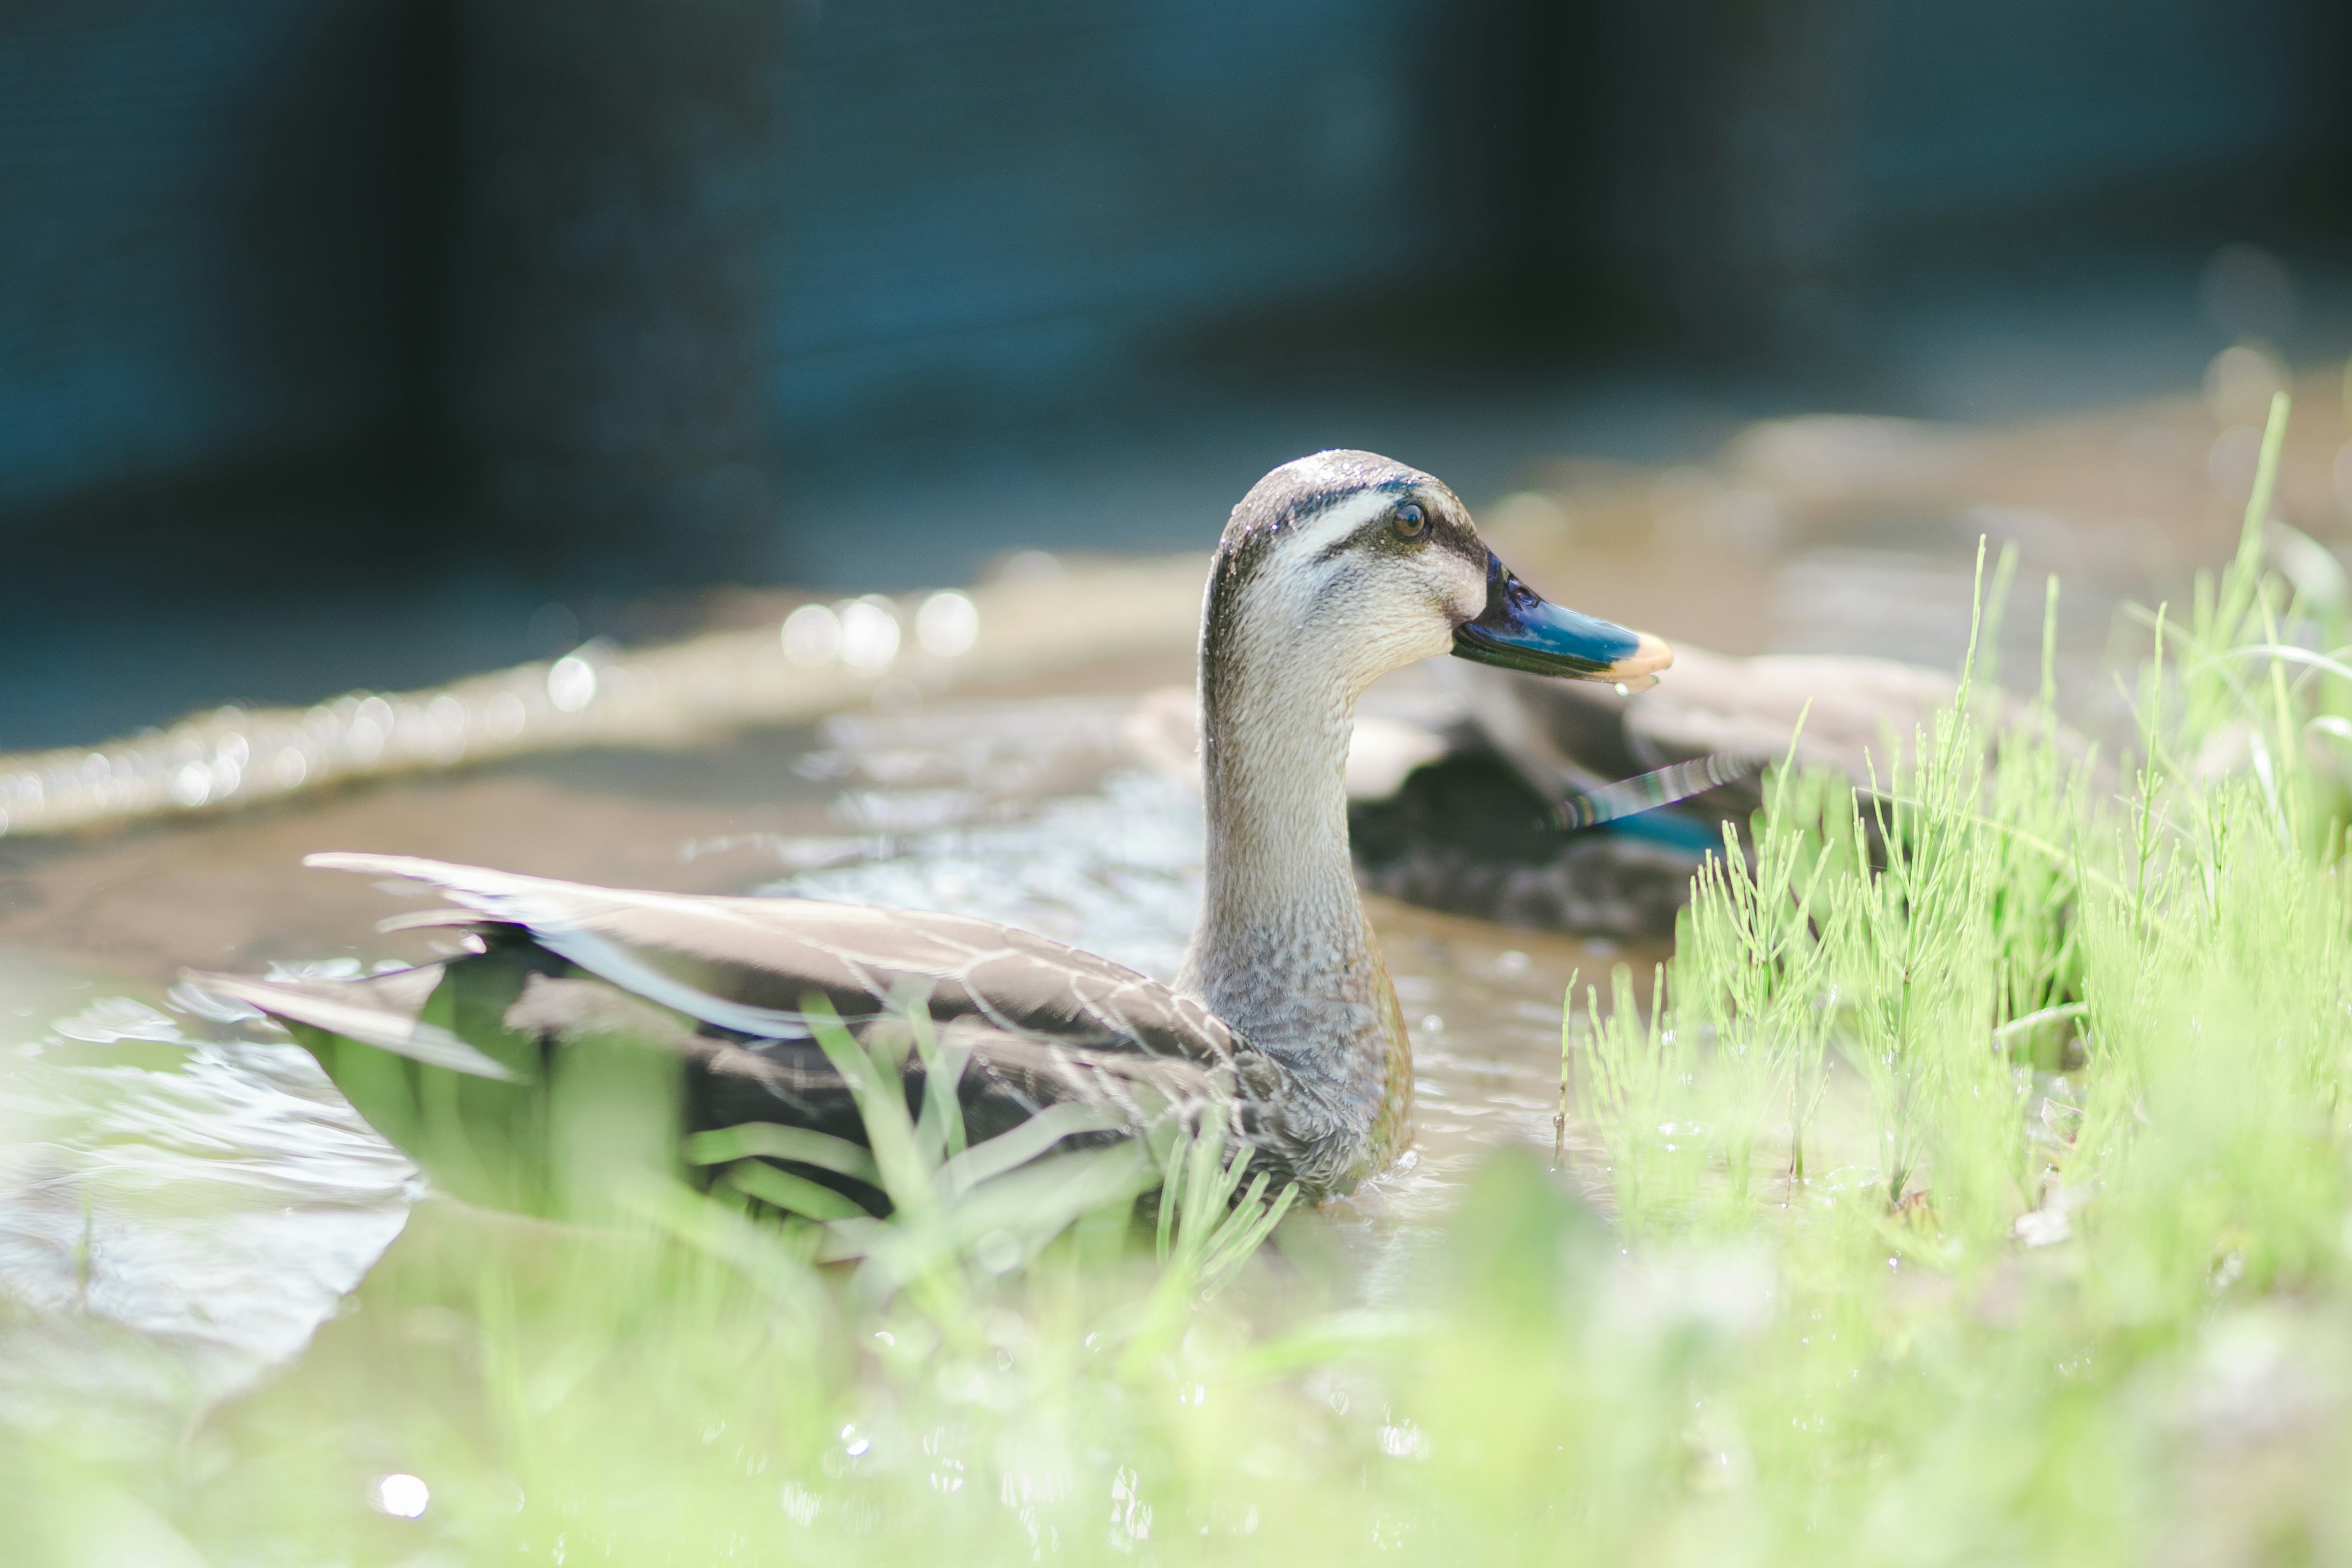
[0,374,2317,1453]
[0,985,410,1452]
[0,685,1648,1452]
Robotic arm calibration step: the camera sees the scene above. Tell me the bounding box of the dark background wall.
[0,2,424,518]
[1,0,2346,545]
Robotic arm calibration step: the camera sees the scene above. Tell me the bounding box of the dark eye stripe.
[1305,492,1436,565]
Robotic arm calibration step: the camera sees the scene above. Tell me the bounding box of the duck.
[193,450,1670,1207]
[1098,628,1981,940]
[1345,648,1984,938]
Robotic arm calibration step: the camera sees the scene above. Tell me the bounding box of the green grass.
[15,390,2352,1565]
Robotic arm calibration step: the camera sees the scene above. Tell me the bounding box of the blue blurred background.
[3,0,2349,747]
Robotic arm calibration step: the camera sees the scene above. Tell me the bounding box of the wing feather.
[301,853,1237,1067]
[187,968,521,1081]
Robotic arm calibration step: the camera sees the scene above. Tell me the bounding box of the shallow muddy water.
[0,684,1649,1448]
[4,381,2340,1450]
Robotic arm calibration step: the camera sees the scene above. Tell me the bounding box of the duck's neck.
[1177,665,1411,1178]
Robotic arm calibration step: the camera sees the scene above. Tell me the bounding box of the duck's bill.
[1450,551,1673,691]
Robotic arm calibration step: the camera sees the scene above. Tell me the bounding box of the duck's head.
[1203,450,1671,713]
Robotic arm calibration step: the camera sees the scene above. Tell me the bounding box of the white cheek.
[1442,556,1488,623]
[1393,604,1457,662]
[1408,554,1487,641]
[1235,513,1480,691]
[1312,570,1455,674]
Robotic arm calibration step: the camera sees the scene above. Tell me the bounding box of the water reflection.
[0,976,409,1449]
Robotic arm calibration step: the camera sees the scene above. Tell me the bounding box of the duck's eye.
[1392,502,1426,540]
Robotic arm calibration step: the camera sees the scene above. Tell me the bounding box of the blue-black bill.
[1450,552,1672,688]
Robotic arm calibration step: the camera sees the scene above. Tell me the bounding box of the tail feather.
[183,968,523,1082]
[304,851,579,916]
[375,908,509,935]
